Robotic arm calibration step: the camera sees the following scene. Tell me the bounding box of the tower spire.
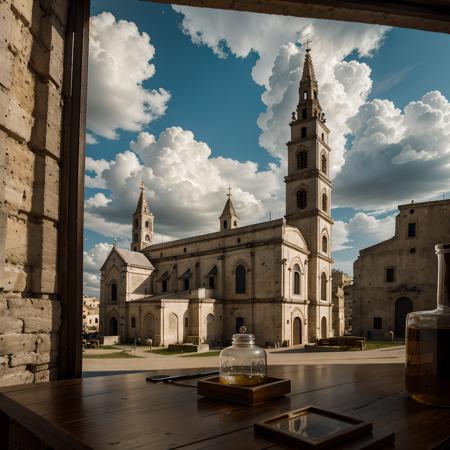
[135,180,149,214]
[131,181,154,251]
[219,188,239,231]
[296,46,326,124]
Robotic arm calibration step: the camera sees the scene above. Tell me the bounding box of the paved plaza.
[82,345,406,377]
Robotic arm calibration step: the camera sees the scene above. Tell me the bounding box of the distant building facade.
[83,297,99,332]
[99,49,334,347]
[331,270,353,336]
[352,199,450,338]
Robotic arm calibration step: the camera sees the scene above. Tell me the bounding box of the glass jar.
[405,243,450,407]
[219,330,267,386]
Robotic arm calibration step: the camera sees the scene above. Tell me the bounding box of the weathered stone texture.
[0,368,34,387]
[0,0,68,387]
[0,333,37,354]
[7,297,61,333]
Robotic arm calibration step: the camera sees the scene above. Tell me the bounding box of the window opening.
[235,265,246,294]
[386,267,395,282]
[297,151,307,169]
[297,190,307,209]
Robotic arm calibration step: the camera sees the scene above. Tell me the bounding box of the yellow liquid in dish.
[219,374,266,386]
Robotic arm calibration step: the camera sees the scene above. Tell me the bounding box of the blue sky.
[83,1,450,295]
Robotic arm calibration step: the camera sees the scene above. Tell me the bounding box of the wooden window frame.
[62,0,450,379]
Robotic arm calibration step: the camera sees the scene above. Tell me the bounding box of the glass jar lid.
[232,326,255,346]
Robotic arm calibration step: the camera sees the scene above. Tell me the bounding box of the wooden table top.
[1,364,450,450]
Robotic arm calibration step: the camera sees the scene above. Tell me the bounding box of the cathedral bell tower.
[131,182,154,252]
[219,188,239,231]
[285,46,333,340]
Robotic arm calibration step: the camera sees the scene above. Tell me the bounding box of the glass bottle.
[405,243,450,407]
[219,328,267,386]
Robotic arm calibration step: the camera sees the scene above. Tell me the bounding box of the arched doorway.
[109,317,118,335]
[168,313,179,344]
[321,317,327,339]
[143,313,155,340]
[206,314,215,345]
[395,297,413,337]
[293,317,302,345]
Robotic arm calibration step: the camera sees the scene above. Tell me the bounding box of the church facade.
[99,49,334,347]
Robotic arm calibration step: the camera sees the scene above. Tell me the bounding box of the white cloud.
[87,12,171,140]
[332,220,350,252]
[173,6,388,175]
[334,91,450,209]
[85,156,110,188]
[86,133,98,145]
[332,212,396,275]
[346,212,396,247]
[84,210,131,239]
[83,242,112,296]
[85,127,283,241]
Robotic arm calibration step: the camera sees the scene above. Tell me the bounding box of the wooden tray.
[254,406,382,449]
[197,376,291,406]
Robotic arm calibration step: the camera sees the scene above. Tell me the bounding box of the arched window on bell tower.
[297,150,307,169]
[322,192,328,212]
[297,190,307,209]
[321,273,328,301]
[322,235,328,253]
[301,127,307,138]
[321,154,327,174]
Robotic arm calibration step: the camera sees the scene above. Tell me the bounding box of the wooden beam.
[147,0,450,34]
[58,0,90,380]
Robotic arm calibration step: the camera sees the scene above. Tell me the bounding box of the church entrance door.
[235,317,244,333]
[109,317,118,335]
[395,297,413,338]
[168,313,179,344]
[321,317,327,339]
[293,317,302,345]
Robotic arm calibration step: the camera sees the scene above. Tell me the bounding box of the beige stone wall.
[0,0,67,386]
[331,270,352,336]
[353,200,450,338]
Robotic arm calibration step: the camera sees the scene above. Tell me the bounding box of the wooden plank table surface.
[1,364,450,449]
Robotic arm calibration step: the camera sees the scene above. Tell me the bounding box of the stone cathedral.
[99,49,333,347]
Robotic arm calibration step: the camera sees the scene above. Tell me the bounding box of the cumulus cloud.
[334,91,450,209]
[87,12,170,140]
[83,243,112,296]
[332,212,396,275]
[332,220,350,252]
[85,156,110,188]
[173,6,388,175]
[85,127,283,241]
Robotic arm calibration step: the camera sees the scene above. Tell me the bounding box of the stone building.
[344,283,353,335]
[352,199,450,339]
[99,49,334,347]
[331,270,353,336]
[82,297,99,332]
[0,0,67,386]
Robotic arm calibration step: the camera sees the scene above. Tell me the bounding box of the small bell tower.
[219,188,239,231]
[131,181,154,252]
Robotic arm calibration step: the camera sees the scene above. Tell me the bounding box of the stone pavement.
[82,345,406,377]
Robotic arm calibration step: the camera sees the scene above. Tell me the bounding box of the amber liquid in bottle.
[405,245,450,407]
